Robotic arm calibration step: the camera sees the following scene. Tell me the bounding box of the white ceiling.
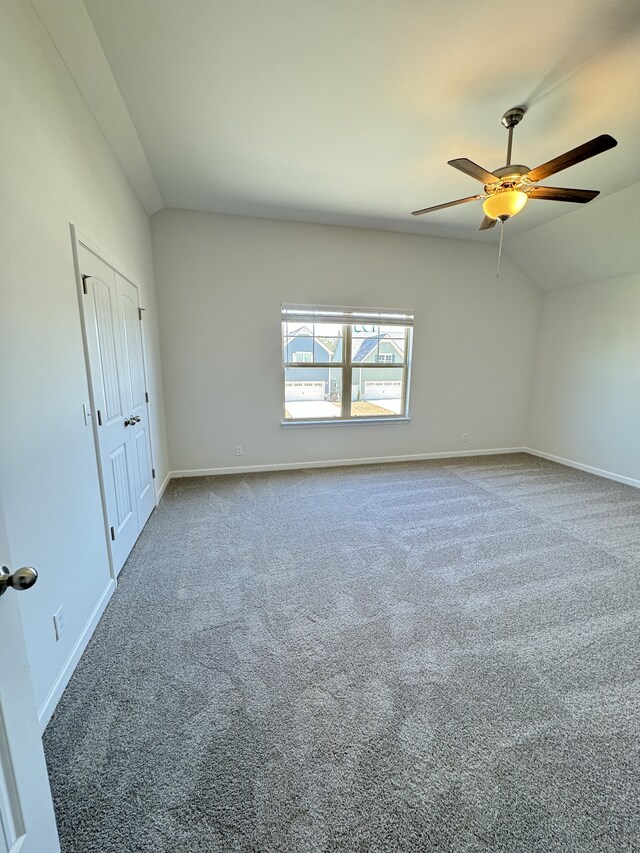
[77,0,640,241]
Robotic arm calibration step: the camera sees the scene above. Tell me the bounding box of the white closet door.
[116,273,155,528]
[78,246,139,574]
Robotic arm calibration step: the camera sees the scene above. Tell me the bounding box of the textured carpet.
[43,453,640,852]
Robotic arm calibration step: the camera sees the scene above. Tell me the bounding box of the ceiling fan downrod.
[501,106,526,167]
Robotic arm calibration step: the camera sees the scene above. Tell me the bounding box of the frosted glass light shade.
[483,190,528,220]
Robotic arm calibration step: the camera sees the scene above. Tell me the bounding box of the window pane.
[283,323,343,364]
[351,324,379,362]
[284,367,342,420]
[378,334,405,361]
[316,336,343,362]
[283,324,314,363]
[314,324,343,363]
[351,325,407,364]
[351,367,405,417]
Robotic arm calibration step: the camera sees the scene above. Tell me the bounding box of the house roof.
[352,335,403,363]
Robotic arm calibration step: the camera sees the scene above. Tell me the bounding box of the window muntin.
[282,307,413,422]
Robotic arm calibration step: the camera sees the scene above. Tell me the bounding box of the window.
[282,305,413,422]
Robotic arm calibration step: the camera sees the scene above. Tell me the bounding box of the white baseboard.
[38,578,116,732]
[156,470,171,501]
[170,447,527,479]
[525,448,640,490]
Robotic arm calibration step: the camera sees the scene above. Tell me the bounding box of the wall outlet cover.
[53,606,65,641]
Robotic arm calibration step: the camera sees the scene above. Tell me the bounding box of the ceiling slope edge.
[504,181,640,292]
[29,0,164,215]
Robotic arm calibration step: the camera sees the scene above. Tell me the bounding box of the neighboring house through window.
[281,305,414,422]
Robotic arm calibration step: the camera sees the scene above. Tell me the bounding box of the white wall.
[529,273,640,484]
[507,182,640,292]
[513,182,640,486]
[0,0,168,722]
[152,209,541,473]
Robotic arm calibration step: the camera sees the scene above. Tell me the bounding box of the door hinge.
[138,307,145,320]
[81,274,90,295]
[110,526,116,541]
[152,468,156,479]
[97,409,103,426]
[145,391,149,403]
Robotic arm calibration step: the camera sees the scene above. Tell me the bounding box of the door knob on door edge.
[0,566,38,596]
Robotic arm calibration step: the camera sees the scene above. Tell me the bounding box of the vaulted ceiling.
[39,0,640,246]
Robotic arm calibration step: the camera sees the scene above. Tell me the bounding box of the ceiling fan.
[411,107,617,230]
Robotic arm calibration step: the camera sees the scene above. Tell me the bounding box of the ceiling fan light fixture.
[483,189,528,221]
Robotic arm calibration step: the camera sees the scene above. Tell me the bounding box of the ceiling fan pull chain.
[496,219,505,278]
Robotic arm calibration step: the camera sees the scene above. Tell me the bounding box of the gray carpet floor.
[43,453,640,852]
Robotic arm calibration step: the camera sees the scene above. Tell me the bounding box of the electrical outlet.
[462,433,468,443]
[235,445,243,456]
[53,606,65,641]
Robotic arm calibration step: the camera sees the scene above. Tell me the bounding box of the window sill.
[281,417,410,428]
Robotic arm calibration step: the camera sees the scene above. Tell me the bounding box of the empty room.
[1,0,639,850]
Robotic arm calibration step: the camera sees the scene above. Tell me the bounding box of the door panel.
[110,445,135,533]
[92,276,123,423]
[133,429,152,496]
[119,284,146,409]
[130,424,154,526]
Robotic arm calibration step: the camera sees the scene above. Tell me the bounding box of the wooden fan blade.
[528,135,617,183]
[527,186,600,203]
[448,158,499,184]
[411,194,484,216]
[479,215,497,230]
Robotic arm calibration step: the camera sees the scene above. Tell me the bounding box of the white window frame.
[376,353,395,363]
[281,305,413,426]
[291,351,313,363]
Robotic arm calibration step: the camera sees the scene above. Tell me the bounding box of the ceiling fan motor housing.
[491,165,529,179]
[484,164,531,210]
